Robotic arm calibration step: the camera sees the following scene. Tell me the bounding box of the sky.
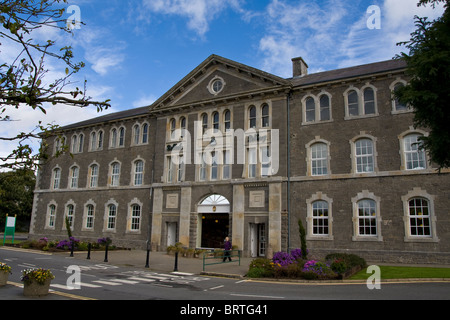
[0,0,445,168]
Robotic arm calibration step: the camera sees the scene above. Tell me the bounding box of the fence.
[202,250,241,272]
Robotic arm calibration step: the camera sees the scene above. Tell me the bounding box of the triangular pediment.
[149,55,289,114]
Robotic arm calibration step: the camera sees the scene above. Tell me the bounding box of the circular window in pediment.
[207,76,226,95]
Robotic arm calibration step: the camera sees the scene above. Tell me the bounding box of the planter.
[23,279,52,297]
[0,271,10,287]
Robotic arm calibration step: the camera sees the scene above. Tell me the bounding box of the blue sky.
[0,0,445,165]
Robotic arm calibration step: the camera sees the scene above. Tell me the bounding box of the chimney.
[292,57,308,77]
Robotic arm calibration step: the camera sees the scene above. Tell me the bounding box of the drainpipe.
[286,89,293,253]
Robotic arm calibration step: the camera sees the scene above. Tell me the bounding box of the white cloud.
[257,0,349,77]
[132,94,157,108]
[141,0,245,37]
[338,0,446,68]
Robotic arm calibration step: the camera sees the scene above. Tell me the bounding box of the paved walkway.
[61,249,252,278]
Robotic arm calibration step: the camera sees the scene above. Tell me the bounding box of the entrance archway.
[197,195,230,249]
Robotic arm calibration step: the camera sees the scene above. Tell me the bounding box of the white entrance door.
[167,222,177,247]
[250,223,266,257]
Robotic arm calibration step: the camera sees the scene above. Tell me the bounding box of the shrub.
[247,258,274,278]
[302,260,337,279]
[330,259,347,274]
[325,253,367,269]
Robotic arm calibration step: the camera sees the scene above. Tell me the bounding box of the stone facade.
[30,55,450,264]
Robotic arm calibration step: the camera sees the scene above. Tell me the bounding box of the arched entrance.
[197,195,230,249]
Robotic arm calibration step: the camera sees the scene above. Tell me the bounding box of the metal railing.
[202,250,241,272]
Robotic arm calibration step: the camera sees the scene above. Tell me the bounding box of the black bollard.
[104,243,109,262]
[70,240,74,257]
[87,243,91,260]
[145,248,150,268]
[173,251,179,272]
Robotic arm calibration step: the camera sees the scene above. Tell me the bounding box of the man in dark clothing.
[223,237,232,262]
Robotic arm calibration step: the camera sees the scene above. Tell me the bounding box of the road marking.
[93,280,122,286]
[230,293,285,299]
[209,285,224,291]
[127,277,156,283]
[109,279,139,285]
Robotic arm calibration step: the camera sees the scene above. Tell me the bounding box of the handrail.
[202,250,241,272]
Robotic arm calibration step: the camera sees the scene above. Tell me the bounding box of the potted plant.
[0,263,12,286]
[21,268,55,297]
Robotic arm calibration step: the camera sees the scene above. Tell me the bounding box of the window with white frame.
[65,204,75,230]
[134,160,144,186]
[312,201,329,235]
[311,143,328,176]
[306,193,333,240]
[403,134,427,170]
[69,166,79,189]
[248,147,257,178]
[52,168,61,189]
[357,199,377,236]
[47,204,56,228]
[355,138,375,173]
[408,198,431,237]
[130,204,141,231]
[90,131,103,151]
[89,164,99,188]
[107,204,116,230]
[85,204,94,229]
[133,124,140,145]
[352,191,382,241]
[110,162,121,186]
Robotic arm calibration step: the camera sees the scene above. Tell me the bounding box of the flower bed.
[20,237,116,252]
[247,250,367,280]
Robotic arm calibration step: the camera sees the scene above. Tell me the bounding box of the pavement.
[61,249,253,278]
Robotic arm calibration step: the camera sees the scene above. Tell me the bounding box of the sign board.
[3,215,16,245]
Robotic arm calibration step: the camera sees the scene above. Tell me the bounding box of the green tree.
[395,0,450,170]
[0,169,35,231]
[0,0,110,170]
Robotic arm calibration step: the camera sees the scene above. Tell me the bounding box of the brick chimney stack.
[292,57,308,78]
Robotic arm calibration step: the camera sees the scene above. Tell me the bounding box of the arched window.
[118,127,125,147]
[134,160,144,186]
[107,204,116,230]
[69,166,79,189]
[261,104,270,127]
[312,201,329,235]
[363,87,376,115]
[202,113,208,133]
[311,143,328,176]
[212,112,219,131]
[408,198,431,237]
[224,110,231,131]
[133,124,140,145]
[110,162,121,186]
[347,90,359,116]
[403,134,427,170]
[52,168,61,189]
[357,199,377,236]
[249,106,256,128]
[131,204,141,231]
[355,139,374,173]
[319,94,331,121]
[85,204,94,229]
[305,97,316,122]
[142,124,149,144]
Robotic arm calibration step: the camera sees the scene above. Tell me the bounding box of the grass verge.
[350,266,450,280]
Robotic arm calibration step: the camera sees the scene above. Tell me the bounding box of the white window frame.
[351,190,383,241]
[306,138,331,177]
[306,192,334,240]
[402,188,438,242]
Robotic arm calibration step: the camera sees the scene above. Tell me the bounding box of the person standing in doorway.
[223,237,232,262]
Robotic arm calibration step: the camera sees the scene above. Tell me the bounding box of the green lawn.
[350,266,450,280]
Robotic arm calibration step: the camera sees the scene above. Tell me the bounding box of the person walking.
[223,237,232,262]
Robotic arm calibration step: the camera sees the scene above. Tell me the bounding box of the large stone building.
[29,55,450,264]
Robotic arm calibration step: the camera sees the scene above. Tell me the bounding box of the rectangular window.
[311,143,328,176]
[312,201,329,235]
[131,205,141,231]
[248,148,257,178]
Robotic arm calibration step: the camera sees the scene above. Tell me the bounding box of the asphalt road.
[1,246,449,315]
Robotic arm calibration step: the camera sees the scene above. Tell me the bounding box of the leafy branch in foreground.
[0,0,111,170]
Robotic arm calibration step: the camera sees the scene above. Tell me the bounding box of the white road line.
[127,277,156,283]
[80,282,102,288]
[51,284,72,290]
[93,280,122,286]
[109,279,139,285]
[209,285,224,291]
[230,293,285,299]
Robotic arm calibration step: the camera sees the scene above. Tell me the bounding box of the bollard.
[145,248,150,268]
[104,243,109,262]
[70,240,74,257]
[173,251,178,272]
[87,243,91,260]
